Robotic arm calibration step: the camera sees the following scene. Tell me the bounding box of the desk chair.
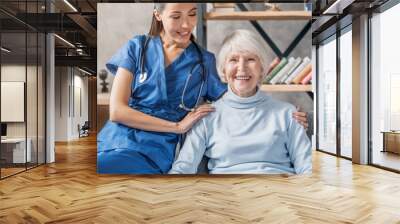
[78,121,90,138]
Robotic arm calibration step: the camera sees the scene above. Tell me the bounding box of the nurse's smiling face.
[224,51,264,98]
[155,3,197,46]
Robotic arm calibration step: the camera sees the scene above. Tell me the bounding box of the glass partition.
[1,30,28,177]
[27,31,38,169]
[317,36,337,155]
[0,1,46,179]
[339,28,352,158]
[38,32,46,165]
[370,3,400,171]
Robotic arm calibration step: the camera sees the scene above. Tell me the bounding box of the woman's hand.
[176,104,215,134]
[293,109,308,130]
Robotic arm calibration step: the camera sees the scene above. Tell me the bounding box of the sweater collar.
[222,85,266,109]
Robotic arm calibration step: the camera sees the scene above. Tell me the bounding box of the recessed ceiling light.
[54,34,75,48]
[1,47,11,53]
[78,67,92,76]
[323,0,354,15]
[63,0,78,12]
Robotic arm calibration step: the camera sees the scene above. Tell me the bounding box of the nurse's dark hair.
[149,3,195,41]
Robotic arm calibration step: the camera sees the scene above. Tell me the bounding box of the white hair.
[217,29,270,82]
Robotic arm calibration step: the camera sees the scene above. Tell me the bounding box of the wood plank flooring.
[1,135,400,223]
[1,167,26,178]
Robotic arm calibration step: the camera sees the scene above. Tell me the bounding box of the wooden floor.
[1,163,45,178]
[1,135,400,223]
[1,167,26,178]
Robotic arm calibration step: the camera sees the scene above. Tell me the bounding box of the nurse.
[98,3,225,174]
[97,3,308,174]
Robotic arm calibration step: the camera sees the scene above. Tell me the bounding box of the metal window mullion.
[72,68,74,118]
[44,37,47,163]
[44,31,47,164]
[25,0,28,171]
[69,68,71,118]
[336,26,341,157]
[316,44,319,149]
[367,11,373,165]
[0,22,2,179]
[36,0,39,167]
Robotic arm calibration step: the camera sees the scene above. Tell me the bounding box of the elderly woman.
[169,29,312,174]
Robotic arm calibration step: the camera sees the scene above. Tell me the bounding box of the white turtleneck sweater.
[169,86,312,174]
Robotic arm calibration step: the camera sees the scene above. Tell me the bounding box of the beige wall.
[97,3,153,95]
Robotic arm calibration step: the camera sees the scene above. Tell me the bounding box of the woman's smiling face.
[155,3,197,45]
[224,51,263,97]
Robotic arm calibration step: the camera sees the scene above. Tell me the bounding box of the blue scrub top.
[97,35,227,173]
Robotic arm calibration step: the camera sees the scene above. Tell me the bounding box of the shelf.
[205,11,311,21]
[260,84,312,92]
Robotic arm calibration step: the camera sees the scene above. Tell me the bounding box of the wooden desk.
[381,131,400,154]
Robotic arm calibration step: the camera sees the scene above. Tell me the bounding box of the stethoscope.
[139,35,206,112]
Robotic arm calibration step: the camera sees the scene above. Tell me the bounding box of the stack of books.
[263,57,312,85]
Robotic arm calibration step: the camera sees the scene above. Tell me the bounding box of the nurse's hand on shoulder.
[293,110,308,130]
[175,104,215,134]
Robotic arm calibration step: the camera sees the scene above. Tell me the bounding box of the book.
[270,57,296,84]
[292,63,312,84]
[283,57,310,84]
[277,57,302,83]
[267,57,280,75]
[263,57,287,84]
[300,71,312,84]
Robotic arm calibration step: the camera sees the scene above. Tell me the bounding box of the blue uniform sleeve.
[286,108,312,174]
[105,36,143,76]
[204,54,227,102]
[169,120,208,174]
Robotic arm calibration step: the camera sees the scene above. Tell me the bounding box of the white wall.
[55,67,89,141]
[72,73,89,138]
[55,66,68,141]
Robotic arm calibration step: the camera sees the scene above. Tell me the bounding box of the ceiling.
[311,0,391,44]
[1,0,98,72]
[1,0,395,72]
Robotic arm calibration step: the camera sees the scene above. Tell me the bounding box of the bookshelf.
[201,4,312,93]
[260,84,312,92]
[205,11,311,21]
